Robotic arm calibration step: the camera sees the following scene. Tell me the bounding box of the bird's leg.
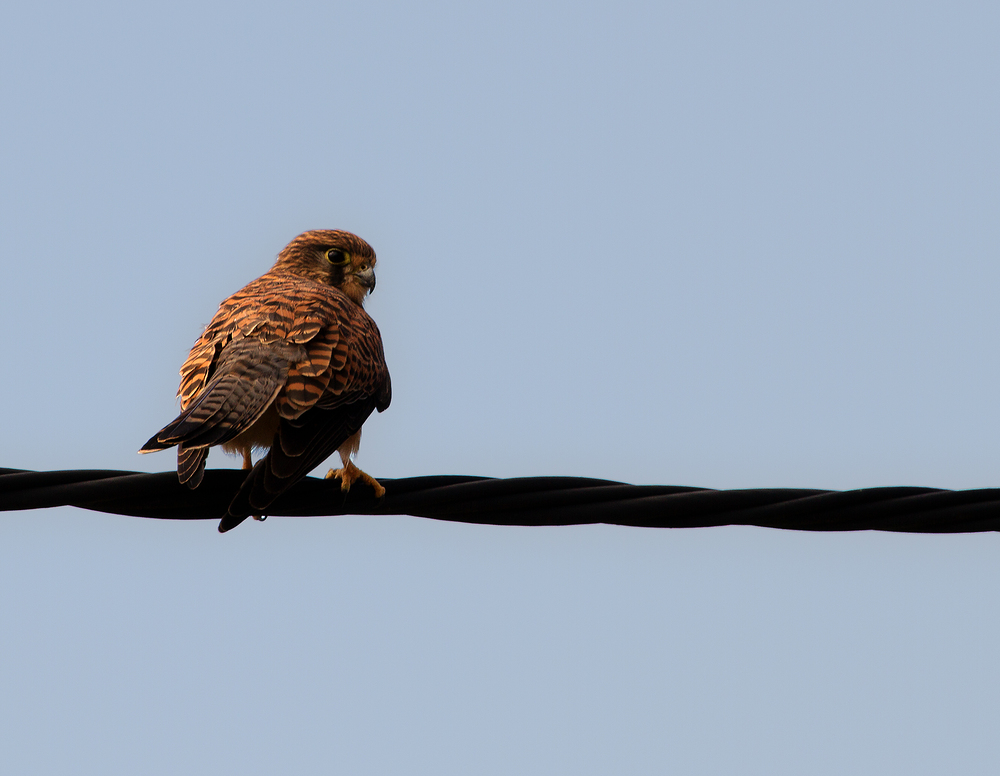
[325,460,386,499]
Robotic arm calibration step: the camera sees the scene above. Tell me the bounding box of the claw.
[325,460,386,498]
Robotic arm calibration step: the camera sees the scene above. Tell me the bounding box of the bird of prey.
[140,229,391,532]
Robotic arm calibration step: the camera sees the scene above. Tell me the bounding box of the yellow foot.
[325,460,386,498]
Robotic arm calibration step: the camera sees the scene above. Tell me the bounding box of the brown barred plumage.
[140,229,391,532]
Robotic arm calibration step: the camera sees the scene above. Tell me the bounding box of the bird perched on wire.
[140,229,391,532]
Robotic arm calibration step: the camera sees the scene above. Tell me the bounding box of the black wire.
[3,467,1000,532]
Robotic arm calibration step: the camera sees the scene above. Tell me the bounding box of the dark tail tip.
[218,513,251,533]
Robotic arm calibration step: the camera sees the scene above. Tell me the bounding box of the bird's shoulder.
[177,271,386,411]
[212,272,361,332]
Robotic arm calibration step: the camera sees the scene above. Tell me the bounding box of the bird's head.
[274,229,378,306]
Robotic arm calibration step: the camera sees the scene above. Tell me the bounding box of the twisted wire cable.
[3,468,1000,532]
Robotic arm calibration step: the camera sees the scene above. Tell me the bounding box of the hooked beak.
[355,266,376,293]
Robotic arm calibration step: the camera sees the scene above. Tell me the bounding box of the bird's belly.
[221,403,281,457]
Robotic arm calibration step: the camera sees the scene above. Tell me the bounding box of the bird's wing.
[140,275,317,461]
[142,337,300,451]
[220,401,378,530]
[224,287,390,523]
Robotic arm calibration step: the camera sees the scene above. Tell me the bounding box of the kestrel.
[140,229,391,532]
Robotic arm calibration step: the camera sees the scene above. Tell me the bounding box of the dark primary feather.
[220,400,380,532]
[141,338,302,452]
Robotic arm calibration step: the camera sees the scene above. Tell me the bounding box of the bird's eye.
[326,248,350,265]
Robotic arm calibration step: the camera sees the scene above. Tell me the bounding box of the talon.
[324,466,351,491]
[325,461,385,498]
[368,478,386,499]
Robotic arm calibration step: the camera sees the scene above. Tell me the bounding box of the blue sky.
[3,1,1000,773]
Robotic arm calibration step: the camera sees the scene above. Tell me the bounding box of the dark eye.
[326,248,350,265]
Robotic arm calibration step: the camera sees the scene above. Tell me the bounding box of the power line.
[3,467,999,532]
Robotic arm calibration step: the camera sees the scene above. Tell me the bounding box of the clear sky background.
[3,1,1000,773]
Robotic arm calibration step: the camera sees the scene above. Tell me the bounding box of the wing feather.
[141,337,302,452]
[224,286,390,521]
[223,400,377,526]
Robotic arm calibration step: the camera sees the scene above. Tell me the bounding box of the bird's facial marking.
[272,229,377,305]
[326,248,351,266]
